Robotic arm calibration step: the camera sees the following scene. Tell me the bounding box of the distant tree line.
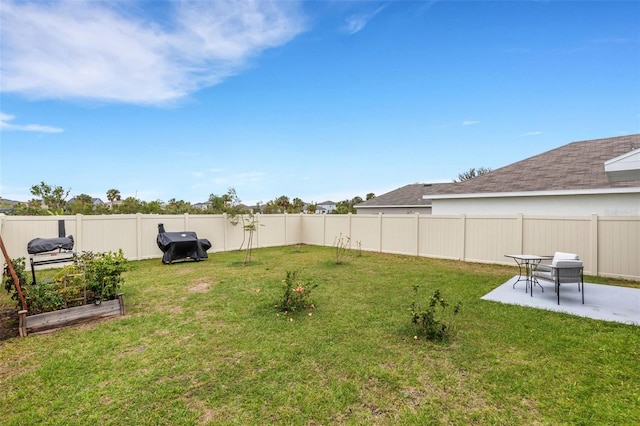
[2,182,376,216]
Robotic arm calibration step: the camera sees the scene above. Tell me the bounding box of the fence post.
[415,213,420,256]
[223,213,228,252]
[136,213,142,261]
[348,213,352,248]
[184,213,190,230]
[256,213,262,248]
[322,213,327,246]
[590,214,599,276]
[459,214,466,261]
[284,213,288,246]
[516,213,524,253]
[378,212,383,252]
[75,214,83,254]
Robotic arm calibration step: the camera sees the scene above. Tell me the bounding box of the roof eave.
[604,149,640,181]
[355,204,432,209]
[425,187,640,200]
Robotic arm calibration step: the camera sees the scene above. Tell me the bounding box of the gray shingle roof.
[357,134,640,208]
[445,134,640,194]
[356,183,454,208]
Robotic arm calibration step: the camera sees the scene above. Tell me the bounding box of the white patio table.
[504,254,554,297]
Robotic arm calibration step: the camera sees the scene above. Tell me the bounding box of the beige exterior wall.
[1,212,638,281]
[432,192,640,216]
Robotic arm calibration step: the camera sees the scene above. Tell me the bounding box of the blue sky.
[1,0,639,206]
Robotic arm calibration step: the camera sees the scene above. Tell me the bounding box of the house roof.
[440,134,640,196]
[68,197,104,204]
[355,183,453,209]
[357,134,640,209]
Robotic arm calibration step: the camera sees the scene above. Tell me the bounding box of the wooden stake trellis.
[0,235,27,312]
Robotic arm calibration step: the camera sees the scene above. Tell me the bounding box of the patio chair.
[533,252,584,305]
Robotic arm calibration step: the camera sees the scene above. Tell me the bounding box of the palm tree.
[106,189,121,209]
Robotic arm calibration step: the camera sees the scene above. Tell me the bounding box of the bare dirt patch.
[188,278,212,293]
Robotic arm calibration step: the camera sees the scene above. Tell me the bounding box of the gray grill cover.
[156,224,211,264]
[27,236,74,254]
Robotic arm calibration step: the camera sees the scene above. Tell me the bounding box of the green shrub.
[77,250,128,301]
[23,282,66,314]
[2,250,127,313]
[410,286,462,343]
[276,270,317,316]
[2,257,28,298]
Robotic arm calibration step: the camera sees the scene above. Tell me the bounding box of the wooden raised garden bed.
[18,293,125,337]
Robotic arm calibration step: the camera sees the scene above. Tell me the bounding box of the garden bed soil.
[0,306,19,341]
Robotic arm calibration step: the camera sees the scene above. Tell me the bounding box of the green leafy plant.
[276,270,317,316]
[3,257,28,297]
[4,258,79,312]
[411,286,462,343]
[23,282,66,314]
[3,250,127,313]
[77,250,128,302]
[333,233,350,264]
[53,265,86,307]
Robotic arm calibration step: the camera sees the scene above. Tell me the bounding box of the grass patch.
[1,246,638,425]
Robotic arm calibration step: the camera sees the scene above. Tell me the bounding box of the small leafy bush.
[411,286,462,343]
[276,270,317,315]
[3,250,127,314]
[3,259,66,313]
[23,282,66,314]
[77,250,128,301]
[3,257,28,296]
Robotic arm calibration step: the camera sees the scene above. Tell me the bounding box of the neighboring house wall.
[192,202,210,210]
[355,183,442,215]
[316,202,336,214]
[432,191,640,216]
[423,135,640,217]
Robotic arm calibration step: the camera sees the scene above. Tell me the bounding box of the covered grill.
[27,220,75,284]
[27,236,74,254]
[156,223,211,264]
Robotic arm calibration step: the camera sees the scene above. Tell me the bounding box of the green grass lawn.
[1,245,639,425]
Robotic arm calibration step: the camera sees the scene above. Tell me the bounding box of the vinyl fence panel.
[1,213,638,281]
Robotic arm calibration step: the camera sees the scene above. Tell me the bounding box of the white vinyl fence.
[1,213,638,281]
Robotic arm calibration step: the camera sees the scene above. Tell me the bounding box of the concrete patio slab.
[481,276,640,326]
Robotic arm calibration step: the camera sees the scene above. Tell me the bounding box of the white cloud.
[0,0,305,105]
[344,5,386,35]
[462,120,480,126]
[520,131,542,137]
[0,112,64,133]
